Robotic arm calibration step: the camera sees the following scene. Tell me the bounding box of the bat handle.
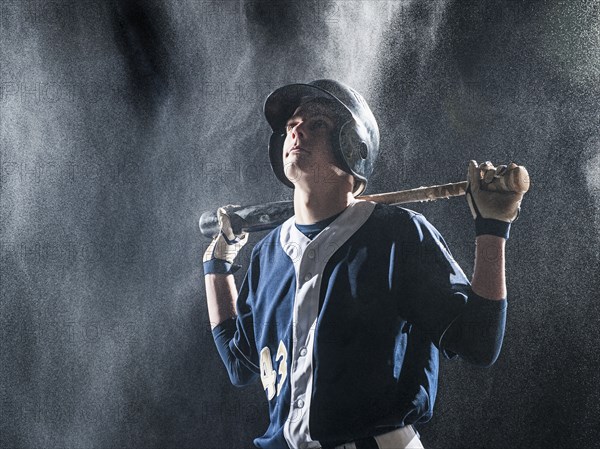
[481,165,530,193]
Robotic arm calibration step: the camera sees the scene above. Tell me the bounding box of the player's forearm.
[471,235,506,300]
[205,274,238,329]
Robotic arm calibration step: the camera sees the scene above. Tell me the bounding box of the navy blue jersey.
[211,201,506,449]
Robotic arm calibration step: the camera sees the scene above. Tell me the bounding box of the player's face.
[282,102,343,186]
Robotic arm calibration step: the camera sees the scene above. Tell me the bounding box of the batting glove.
[203,206,249,275]
[466,160,524,239]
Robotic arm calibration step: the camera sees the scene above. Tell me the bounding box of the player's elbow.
[443,296,507,368]
[227,365,259,387]
[229,373,256,387]
[464,347,501,368]
[442,321,505,367]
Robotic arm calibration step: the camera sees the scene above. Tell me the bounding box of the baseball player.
[203,80,524,449]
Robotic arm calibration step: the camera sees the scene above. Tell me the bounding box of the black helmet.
[264,79,379,196]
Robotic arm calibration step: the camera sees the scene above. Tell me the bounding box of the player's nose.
[290,121,307,140]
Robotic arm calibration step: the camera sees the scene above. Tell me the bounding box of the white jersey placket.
[281,201,376,449]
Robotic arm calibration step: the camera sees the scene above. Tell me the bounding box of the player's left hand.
[466,160,524,223]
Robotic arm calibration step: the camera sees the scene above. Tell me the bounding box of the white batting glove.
[203,206,249,274]
[466,161,524,238]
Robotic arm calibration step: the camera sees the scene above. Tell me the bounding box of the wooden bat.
[199,165,529,238]
[362,165,529,204]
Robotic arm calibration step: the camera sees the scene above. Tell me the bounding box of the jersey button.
[307,250,315,259]
[304,273,312,282]
[299,347,307,357]
[296,399,305,409]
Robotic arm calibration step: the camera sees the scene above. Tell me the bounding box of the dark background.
[1,0,598,448]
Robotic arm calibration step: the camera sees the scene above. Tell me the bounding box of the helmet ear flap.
[339,121,369,192]
[339,122,369,162]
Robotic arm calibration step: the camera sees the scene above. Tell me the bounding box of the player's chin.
[283,153,310,171]
[283,161,307,184]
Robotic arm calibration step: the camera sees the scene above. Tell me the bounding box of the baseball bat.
[199,165,529,238]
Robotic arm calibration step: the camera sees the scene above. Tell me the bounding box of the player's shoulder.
[363,202,436,241]
[368,202,425,224]
[247,224,284,259]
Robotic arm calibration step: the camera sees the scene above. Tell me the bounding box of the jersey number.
[260,340,288,400]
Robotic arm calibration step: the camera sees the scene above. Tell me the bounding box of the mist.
[1,1,598,448]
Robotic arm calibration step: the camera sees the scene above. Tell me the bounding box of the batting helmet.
[264,79,379,196]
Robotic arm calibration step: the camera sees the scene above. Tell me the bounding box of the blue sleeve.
[211,252,261,387]
[439,291,507,367]
[399,213,507,366]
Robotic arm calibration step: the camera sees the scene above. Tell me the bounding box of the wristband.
[475,217,511,239]
[203,259,241,275]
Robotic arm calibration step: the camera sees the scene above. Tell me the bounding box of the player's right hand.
[203,206,249,265]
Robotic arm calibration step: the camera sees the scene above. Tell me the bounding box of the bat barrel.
[198,211,221,239]
[199,201,295,238]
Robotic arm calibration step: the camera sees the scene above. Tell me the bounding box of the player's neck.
[293,183,354,225]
